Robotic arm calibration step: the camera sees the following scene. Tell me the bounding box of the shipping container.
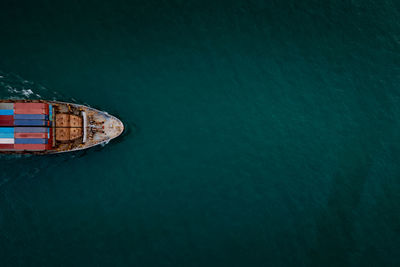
[0,132,14,138]
[14,144,47,150]
[0,103,14,109]
[0,144,14,149]
[15,133,48,139]
[0,109,14,115]
[15,138,48,144]
[48,129,52,147]
[0,121,14,126]
[14,108,48,115]
[14,127,48,133]
[14,103,47,109]
[14,114,49,120]
[0,115,13,121]
[0,127,14,133]
[49,105,53,121]
[14,120,47,126]
[0,138,14,144]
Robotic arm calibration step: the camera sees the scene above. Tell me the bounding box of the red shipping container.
[0,144,14,149]
[0,120,13,126]
[14,109,48,115]
[48,127,53,148]
[14,104,49,114]
[0,115,13,120]
[14,103,47,109]
[15,133,48,139]
[14,144,47,150]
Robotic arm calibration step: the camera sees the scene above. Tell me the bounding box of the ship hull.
[0,100,124,154]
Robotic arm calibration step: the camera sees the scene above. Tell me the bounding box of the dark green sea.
[0,0,399,266]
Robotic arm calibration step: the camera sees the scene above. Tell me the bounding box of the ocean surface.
[0,0,399,266]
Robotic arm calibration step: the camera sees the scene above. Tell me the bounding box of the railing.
[82,111,87,143]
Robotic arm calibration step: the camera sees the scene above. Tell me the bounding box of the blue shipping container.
[49,105,53,121]
[14,114,49,120]
[0,110,14,115]
[14,127,48,133]
[14,120,47,126]
[0,132,14,138]
[15,138,48,144]
[0,127,14,133]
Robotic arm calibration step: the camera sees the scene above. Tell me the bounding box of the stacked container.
[0,103,14,127]
[0,103,15,149]
[0,102,52,151]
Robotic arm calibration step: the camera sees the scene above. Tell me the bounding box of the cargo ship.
[0,100,124,154]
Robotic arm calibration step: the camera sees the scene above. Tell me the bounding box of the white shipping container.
[0,138,15,144]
